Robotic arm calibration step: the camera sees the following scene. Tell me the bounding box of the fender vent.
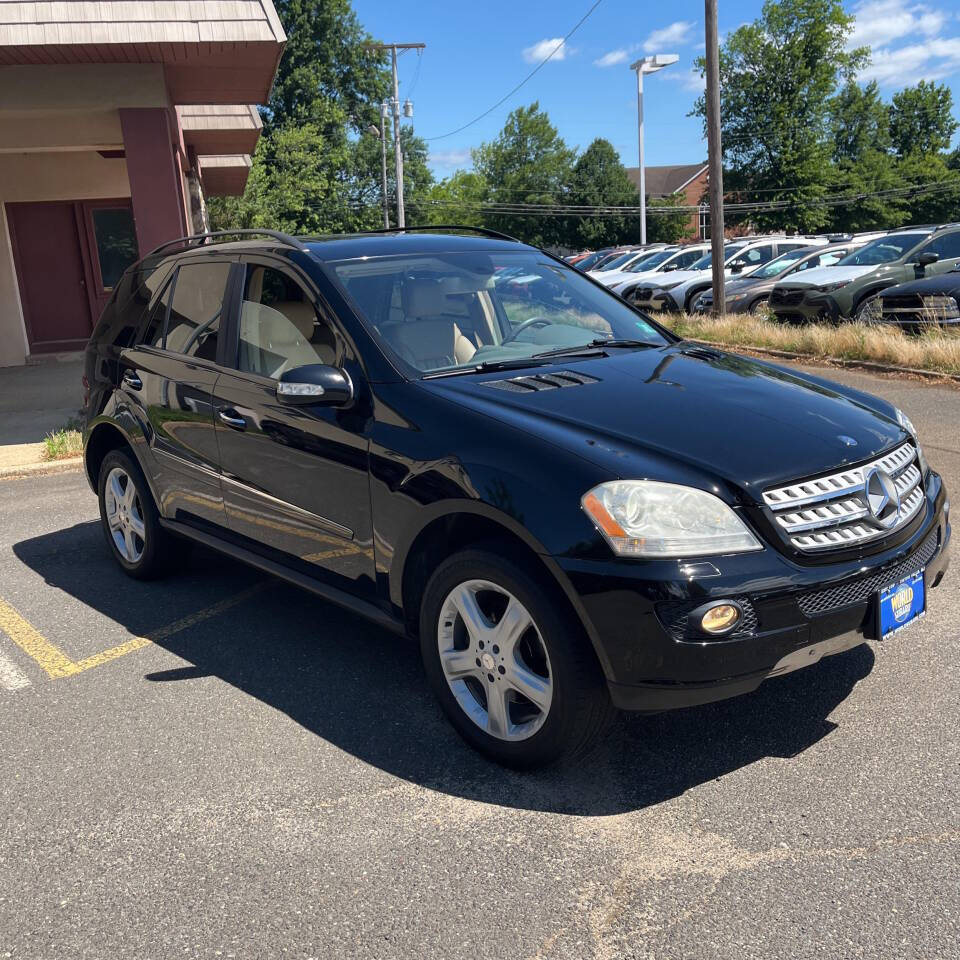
[484,370,600,392]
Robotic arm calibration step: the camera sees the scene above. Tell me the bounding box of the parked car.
[572,248,618,271]
[587,247,634,271]
[635,237,824,314]
[769,224,960,324]
[611,243,713,297]
[878,267,960,331]
[693,242,858,314]
[82,227,951,768]
[564,251,593,266]
[588,244,669,280]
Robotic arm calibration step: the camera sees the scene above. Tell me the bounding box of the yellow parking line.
[0,583,267,680]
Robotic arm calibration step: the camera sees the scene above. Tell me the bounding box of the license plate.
[878,569,926,639]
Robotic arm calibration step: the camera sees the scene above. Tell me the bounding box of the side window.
[742,244,774,265]
[165,262,231,361]
[921,232,960,262]
[238,266,338,378]
[777,242,809,254]
[677,250,703,269]
[139,271,176,349]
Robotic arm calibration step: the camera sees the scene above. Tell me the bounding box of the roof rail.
[144,229,310,260]
[347,224,523,243]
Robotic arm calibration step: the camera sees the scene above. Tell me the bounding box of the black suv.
[82,228,951,768]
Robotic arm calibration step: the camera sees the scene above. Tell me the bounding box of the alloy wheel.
[104,466,146,563]
[437,579,553,742]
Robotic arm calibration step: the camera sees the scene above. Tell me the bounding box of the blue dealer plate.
[878,569,926,639]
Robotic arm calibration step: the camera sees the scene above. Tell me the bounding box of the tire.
[684,288,707,314]
[97,449,178,580]
[852,294,882,324]
[419,546,614,768]
[749,296,769,315]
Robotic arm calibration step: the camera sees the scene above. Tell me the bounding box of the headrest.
[274,300,316,338]
[402,279,448,318]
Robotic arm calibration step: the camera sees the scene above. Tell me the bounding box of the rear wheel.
[419,548,614,768]
[97,450,179,580]
[853,294,882,324]
[749,296,770,315]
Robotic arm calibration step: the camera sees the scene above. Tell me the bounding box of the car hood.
[593,270,635,286]
[424,344,903,498]
[651,269,707,289]
[777,264,876,289]
[882,271,960,296]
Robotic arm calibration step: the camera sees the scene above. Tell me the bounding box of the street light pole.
[629,54,678,246]
[379,103,390,228]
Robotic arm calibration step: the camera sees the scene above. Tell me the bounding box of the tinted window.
[674,248,707,269]
[139,272,176,349]
[91,207,138,289]
[840,233,928,265]
[238,266,337,378]
[920,231,960,262]
[740,244,774,265]
[165,262,231,361]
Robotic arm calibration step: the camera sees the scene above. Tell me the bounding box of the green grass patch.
[42,418,84,461]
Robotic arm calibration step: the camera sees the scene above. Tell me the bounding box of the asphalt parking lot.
[1,362,958,960]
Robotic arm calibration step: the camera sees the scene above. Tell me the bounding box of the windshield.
[692,244,745,271]
[574,251,606,271]
[596,251,637,271]
[328,251,670,375]
[626,249,674,271]
[839,233,927,266]
[746,247,812,279]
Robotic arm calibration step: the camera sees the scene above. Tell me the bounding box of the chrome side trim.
[220,473,354,540]
[153,446,221,482]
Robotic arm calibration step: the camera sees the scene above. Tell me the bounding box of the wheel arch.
[84,417,153,503]
[392,504,615,680]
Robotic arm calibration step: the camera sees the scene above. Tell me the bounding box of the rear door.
[119,257,236,528]
[212,257,376,598]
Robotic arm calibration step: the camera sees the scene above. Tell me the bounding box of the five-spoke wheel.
[104,466,146,563]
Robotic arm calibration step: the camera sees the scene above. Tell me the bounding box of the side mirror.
[662,263,678,272]
[916,252,939,267]
[277,364,353,406]
[729,260,745,274]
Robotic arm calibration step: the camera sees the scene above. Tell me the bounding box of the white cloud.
[643,21,697,53]
[594,48,630,67]
[849,0,945,50]
[663,65,707,92]
[522,38,569,64]
[860,36,960,84]
[429,149,472,171]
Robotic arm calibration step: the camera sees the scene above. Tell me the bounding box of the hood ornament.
[837,435,858,447]
[864,467,901,528]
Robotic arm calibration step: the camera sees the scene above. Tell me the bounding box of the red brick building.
[625,163,709,240]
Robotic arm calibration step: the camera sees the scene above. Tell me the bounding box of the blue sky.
[351,0,960,178]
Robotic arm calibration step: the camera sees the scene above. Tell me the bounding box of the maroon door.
[7,201,93,353]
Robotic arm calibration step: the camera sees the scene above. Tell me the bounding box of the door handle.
[122,370,142,391]
[217,408,247,430]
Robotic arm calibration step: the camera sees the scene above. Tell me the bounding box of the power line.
[422,0,605,142]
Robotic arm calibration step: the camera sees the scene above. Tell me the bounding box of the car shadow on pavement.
[14,522,875,816]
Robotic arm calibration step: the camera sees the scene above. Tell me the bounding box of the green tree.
[416,171,489,227]
[896,151,960,224]
[889,81,958,158]
[693,0,867,232]
[350,125,434,226]
[472,103,577,247]
[646,194,694,244]
[566,138,640,248]
[829,80,891,162]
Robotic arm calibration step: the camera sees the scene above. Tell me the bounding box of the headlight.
[582,481,763,558]
[727,292,747,301]
[920,295,960,320]
[897,407,929,475]
[817,280,851,292]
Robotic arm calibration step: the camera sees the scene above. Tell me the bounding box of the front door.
[6,201,93,353]
[212,259,376,599]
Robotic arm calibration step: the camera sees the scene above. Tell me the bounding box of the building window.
[698,205,709,241]
[91,207,138,290]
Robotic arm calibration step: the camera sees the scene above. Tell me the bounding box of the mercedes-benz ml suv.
[82,227,951,768]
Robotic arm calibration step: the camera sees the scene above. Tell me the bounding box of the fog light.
[700,603,741,635]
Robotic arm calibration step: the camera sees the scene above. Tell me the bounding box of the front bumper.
[635,289,682,313]
[769,290,843,324]
[557,472,950,712]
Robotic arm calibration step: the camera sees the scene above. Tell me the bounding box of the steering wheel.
[502,316,552,344]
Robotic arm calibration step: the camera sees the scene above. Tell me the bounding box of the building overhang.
[0,2,286,105]
[200,155,252,196]
[180,105,263,157]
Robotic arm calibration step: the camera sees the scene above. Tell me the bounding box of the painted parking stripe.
[0,583,267,680]
[0,649,31,691]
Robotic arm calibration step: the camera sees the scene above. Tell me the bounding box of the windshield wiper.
[422,356,555,378]
[531,338,657,359]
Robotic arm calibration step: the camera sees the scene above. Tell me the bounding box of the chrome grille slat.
[763,442,924,552]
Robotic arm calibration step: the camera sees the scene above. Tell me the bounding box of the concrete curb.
[0,457,83,481]
[695,340,960,385]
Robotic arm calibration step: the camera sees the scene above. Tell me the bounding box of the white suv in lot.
[607,243,713,297]
[633,237,826,313]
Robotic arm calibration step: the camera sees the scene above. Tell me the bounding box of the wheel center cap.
[481,652,495,671]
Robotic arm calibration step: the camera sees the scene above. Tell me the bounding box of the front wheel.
[419,548,613,768]
[853,294,882,324]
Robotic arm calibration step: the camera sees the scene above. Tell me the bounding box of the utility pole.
[364,42,425,229]
[704,0,726,316]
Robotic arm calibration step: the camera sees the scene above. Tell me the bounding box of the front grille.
[763,442,925,552]
[657,597,758,641]
[797,528,940,616]
[771,288,805,306]
[633,287,655,301]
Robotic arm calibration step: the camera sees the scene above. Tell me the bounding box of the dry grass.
[670,314,960,376]
[41,419,84,461]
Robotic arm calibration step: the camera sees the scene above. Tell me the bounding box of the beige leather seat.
[381,279,477,370]
[239,300,327,378]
